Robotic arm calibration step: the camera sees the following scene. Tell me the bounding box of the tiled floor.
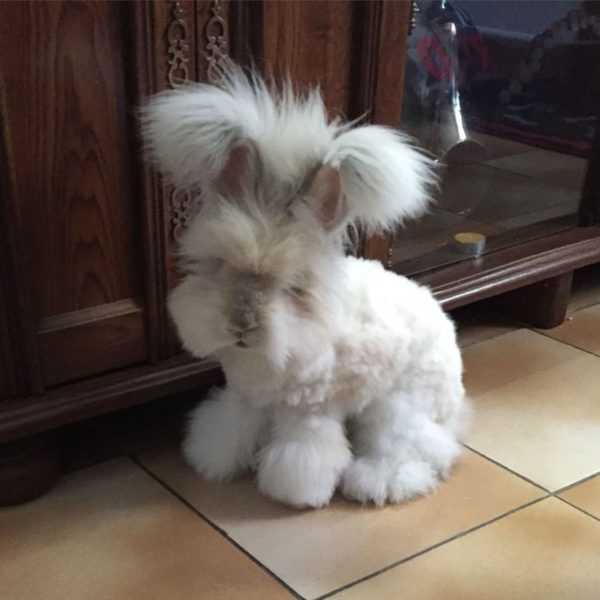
[2,274,600,599]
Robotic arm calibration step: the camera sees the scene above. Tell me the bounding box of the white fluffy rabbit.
[141,66,467,508]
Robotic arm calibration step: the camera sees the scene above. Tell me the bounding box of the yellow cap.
[454,232,486,244]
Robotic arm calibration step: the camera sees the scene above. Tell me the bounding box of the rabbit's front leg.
[183,387,267,481]
[257,407,351,508]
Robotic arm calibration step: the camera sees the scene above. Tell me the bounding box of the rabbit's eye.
[285,285,305,297]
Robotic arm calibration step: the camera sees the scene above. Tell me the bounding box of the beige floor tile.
[0,459,291,600]
[136,446,543,599]
[484,148,588,191]
[334,498,600,600]
[463,329,600,490]
[540,304,600,357]
[560,475,600,519]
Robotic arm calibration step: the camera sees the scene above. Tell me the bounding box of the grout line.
[315,495,550,600]
[463,445,550,493]
[128,455,305,600]
[527,328,600,360]
[552,494,600,523]
[552,469,600,495]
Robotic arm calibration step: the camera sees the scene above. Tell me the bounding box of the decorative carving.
[166,2,190,88]
[204,0,229,85]
[166,2,195,242]
[170,187,199,240]
[166,1,231,242]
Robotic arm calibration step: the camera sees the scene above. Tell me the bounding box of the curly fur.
[141,65,467,508]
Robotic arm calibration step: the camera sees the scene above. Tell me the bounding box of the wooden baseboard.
[0,355,222,443]
[3,227,599,444]
[413,226,600,310]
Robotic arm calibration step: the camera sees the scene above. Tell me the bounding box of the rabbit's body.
[219,255,462,418]
[141,66,467,508]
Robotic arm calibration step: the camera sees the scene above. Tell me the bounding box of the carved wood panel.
[130,0,232,357]
[0,1,148,385]
[163,0,231,248]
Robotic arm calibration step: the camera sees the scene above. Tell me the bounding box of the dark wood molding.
[349,0,411,265]
[38,301,148,386]
[415,227,600,309]
[0,65,43,396]
[0,355,222,444]
[128,0,171,363]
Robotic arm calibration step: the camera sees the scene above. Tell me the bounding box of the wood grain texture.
[0,1,143,318]
[261,0,352,117]
[348,0,410,125]
[0,1,150,384]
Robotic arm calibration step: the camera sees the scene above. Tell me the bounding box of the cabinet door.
[0,1,147,387]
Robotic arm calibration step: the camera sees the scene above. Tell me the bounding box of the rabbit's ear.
[213,142,257,197]
[304,164,347,231]
[324,125,436,233]
[139,84,255,193]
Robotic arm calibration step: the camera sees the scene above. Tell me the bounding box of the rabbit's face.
[169,201,340,369]
[143,67,435,369]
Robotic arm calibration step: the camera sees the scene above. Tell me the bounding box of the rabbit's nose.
[230,310,259,333]
[233,287,253,309]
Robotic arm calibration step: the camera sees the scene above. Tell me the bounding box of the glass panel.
[393,0,600,274]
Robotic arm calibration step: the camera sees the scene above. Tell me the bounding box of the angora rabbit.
[141,66,467,508]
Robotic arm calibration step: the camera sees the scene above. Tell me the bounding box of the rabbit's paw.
[257,435,351,509]
[342,457,441,506]
[183,389,266,481]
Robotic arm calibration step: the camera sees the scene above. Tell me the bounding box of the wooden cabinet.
[1,0,599,503]
[0,0,413,502]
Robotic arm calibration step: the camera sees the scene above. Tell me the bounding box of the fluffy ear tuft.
[139,82,252,191]
[324,126,437,233]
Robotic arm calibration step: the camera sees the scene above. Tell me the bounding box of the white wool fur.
[140,64,436,234]
[141,66,466,508]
